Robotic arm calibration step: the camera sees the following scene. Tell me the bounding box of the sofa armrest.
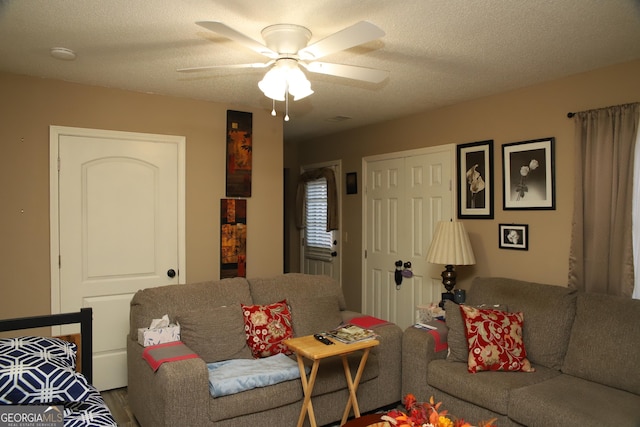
[402,325,448,401]
[127,337,210,427]
[340,310,363,323]
[374,322,404,395]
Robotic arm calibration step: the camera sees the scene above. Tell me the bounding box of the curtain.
[568,103,640,297]
[633,125,640,299]
[295,167,338,231]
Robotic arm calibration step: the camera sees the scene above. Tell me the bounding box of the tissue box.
[137,324,180,347]
[416,304,445,324]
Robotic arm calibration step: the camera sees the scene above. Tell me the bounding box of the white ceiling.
[1,0,639,143]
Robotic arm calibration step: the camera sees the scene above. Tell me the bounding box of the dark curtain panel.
[569,103,639,297]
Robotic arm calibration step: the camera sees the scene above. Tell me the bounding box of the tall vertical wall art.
[220,199,247,278]
[226,110,252,197]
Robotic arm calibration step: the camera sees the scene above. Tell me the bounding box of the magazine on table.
[325,323,377,344]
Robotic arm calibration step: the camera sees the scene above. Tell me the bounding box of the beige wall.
[288,59,640,311]
[1,72,283,320]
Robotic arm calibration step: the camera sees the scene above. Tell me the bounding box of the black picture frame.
[457,140,494,219]
[346,172,358,195]
[502,137,555,210]
[499,224,529,250]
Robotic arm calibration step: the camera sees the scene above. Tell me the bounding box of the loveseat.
[127,273,402,427]
[402,277,640,426]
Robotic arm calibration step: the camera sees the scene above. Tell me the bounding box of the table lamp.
[426,220,476,307]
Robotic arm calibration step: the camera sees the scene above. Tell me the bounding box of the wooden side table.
[284,335,380,427]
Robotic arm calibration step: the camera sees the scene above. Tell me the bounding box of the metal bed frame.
[0,307,93,383]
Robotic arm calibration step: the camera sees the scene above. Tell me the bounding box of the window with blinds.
[304,177,333,261]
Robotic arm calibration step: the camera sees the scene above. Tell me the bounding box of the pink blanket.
[142,341,199,372]
[348,315,392,329]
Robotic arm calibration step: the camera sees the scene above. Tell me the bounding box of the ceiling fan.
[178,20,388,119]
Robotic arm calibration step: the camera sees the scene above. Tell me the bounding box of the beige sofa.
[402,277,640,426]
[127,273,402,427]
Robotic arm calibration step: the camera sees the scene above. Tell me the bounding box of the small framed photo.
[457,140,494,219]
[499,224,529,250]
[346,172,358,195]
[502,137,555,210]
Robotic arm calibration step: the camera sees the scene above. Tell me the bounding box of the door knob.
[167,269,176,278]
[394,260,403,288]
[331,251,338,257]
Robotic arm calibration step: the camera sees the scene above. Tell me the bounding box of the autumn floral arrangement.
[382,394,497,427]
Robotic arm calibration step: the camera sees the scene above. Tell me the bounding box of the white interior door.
[363,146,453,330]
[50,126,185,391]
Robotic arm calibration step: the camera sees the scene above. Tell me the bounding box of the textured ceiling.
[1,0,639,143]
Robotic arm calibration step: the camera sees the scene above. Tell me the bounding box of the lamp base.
[441,264,457,292]
[438,264,457,308]
[439,291,454,309]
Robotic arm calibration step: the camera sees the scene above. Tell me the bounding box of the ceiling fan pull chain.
[284,90,290,122]
[271,99,276,117]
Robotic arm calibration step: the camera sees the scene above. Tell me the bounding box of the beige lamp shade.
[426,221,476,266]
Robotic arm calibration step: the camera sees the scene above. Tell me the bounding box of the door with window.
[300,162,341,284]
[363,146,454,330]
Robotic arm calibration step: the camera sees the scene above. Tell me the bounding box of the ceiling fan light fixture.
[287,66,313,100]
[184,20,387,121]
[258,58,312,102]
[258,67,287,101]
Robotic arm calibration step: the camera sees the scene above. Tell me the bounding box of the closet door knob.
[167,269,176,278]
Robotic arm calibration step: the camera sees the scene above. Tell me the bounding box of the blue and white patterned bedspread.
[63,386,117,427]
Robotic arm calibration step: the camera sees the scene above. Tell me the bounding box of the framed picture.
[499,224,529,250]
[457,140,494,219]
[220,199,247,278]
[502,137,555,210]
[346,172,358,195]
[226,110,252,197]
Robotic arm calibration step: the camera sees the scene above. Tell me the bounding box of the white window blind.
[305,177,333,261]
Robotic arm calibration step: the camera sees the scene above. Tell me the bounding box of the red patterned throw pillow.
[241,300,293,358]
[460,305,535,373]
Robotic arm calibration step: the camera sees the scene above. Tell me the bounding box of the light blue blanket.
[207,353,307,398]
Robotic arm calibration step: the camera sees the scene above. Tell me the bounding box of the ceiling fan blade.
[196,21,278,58]
[298,21,385,60]
[177,61,274,73]
[304,62,388,83]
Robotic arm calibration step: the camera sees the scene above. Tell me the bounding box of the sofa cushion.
[175,305,253,363]
[288,295,342,337]
[461,305,534,373]
[467,277,577,370]
[129,277,253,339]
[208,376,303,422]
[445,301,507,363]
[562,292,640,395]
[427,359,559,415]
[248,273,347,310]
[303,353,380,397]
[509,374,640,426]
[242,300,293,358]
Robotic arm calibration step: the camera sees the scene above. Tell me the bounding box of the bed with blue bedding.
[0,308,117,426]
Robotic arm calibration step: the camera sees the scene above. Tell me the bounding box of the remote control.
[313,334,334,345]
